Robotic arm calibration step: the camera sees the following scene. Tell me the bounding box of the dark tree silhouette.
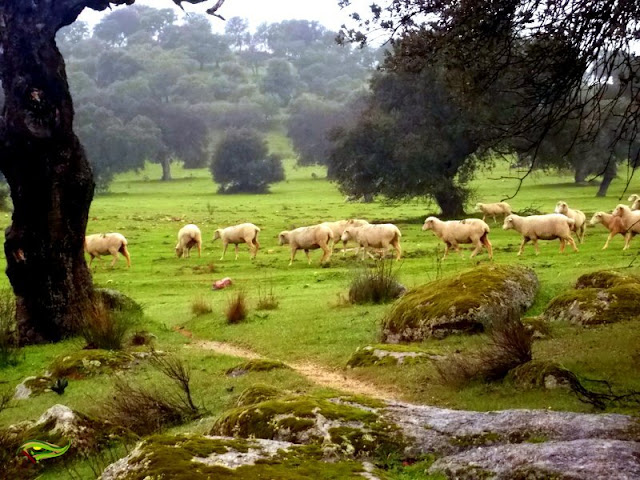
[0,0,227,344]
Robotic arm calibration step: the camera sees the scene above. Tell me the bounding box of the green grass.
[2,134,640,478]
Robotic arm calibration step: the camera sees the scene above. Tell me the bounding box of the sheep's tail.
[253,228,261,248]
[481,232,493,258]
[395,226,402,238]
[120,244,132,268]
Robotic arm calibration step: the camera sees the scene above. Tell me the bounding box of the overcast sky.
[79,0,367,33]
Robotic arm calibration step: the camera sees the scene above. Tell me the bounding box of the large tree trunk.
[161,157,172,181]
[0,5,95,344]
[596,162,617,197]
[433,185,466,218]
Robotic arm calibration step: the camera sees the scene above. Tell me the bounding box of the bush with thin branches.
[80,299,135,350]
[349,260,405,305]
[99,354,201,436]
[225,291,248,324]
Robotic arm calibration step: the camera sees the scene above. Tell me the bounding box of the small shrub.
[349,261,405,305]
[226,291,248,324]
[0,289,19,368]
[80,298,136,350]
[99,354,200,436]
[128,330,156,347]
[436,313,533,387]
[191,295,213,316]
[256,285,279,310]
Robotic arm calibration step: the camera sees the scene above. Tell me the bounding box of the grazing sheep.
[503,214,578,256]
[423,217,493,260]
[213,223,260,260]
[341,223,402,261]
[612,204,640,250]
[321,219,370,256]
[589,212,631,249]
[628,194,640,204]
[632,198,640,211]
[85,233,131,268]
[278,224,334,266]
[554,201,587,243]
[175,224,202,258]
[475,202,512,224]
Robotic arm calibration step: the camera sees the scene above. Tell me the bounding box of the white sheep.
[589,212,630,250]
[341,223,402,261]
[475,202,512,224]
[612,204,640,250]
[554,201,587,243]
[503,214,578,256]
[213,223,260,260]
[278,224,334,266]
[423,217,493,260]
[321,219,370,256]
[628,194,640,204]
[175,224,202,258]
[85,233,131,268]
[632,198,640,211]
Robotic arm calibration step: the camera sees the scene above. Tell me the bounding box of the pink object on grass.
[213,277,233,290]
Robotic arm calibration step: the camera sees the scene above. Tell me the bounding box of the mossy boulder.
[347,344,440,368]
[210,394,404,458]
[381,265,538,342]
[94,288,142,313]
[506,361,575,390]
[542,271,640,325]
[225,359,290,377]
[99,435,368,480]
[235,384,283,407]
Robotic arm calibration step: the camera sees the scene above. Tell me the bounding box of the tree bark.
[0,4,95,344]
[433,188,466,218]
[596,162,617,197]
[161,157,172,181]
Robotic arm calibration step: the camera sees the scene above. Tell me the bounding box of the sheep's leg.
[517,238,529,256]
[320,242,332,264]
[559,239,566,253]
[482,214,487,222]
[579,226,586,243]
[623,232,632,250]
[305,249,312,264]
[392,239,401,261]
[108,246,120,267]
[533,239,540,255]
[88,254,95,267]
[493,215,497,225]
[120,245,132,268]
[289,247,297,266]
[220,242,228,261]
[252,237,260,259]
[197,242,202,258]
[470,240,482,258]
[234,244,239,260]
[566,236,578,252]
[482,234,493,259]
[452,242,463,258]
[342,240,347,257]
[443,243,451,260]
[602,232,614,250]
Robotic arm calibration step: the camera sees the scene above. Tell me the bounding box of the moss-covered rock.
[574,270,640,290]
[506,361,575,390]
[94,288,142,313]
[542,271,640,325]
[381,265,538,342]
[210,394,404,458]
[99,435,368,480]
[347,344,440,368]
[235,384,283,407]
[225,359,290,377]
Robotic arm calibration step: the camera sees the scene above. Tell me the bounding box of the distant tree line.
[57,5,380,191]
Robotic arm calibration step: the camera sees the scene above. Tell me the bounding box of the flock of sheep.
[83,194,640,267]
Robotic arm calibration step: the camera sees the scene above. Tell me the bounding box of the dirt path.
[183,336,400,401]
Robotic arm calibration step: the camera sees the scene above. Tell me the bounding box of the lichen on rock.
[381,264,538,342]
[234,384,283,407]
[542,270,640,325]
[225,359,290,377]
[347,344,441,368]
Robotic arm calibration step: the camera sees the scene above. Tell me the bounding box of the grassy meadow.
[2,132,640,478]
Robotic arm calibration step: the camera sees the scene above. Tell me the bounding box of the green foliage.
[261,58,299,106]
[211,128,284,193]
[80,295,141,350]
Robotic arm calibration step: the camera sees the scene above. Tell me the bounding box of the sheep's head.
[628,194,640,203]
[278,232,289,246]
[475,203,484,211]
[422,216,437,231]
[175,244,183,257]
[213,229,222,241]
[503,215,515,230]
[589,212,604,225]
[613,204,629,217]
[340,228,354,242]
[348,218,368,228]
[632,199,640,211]
[554,201,568,214]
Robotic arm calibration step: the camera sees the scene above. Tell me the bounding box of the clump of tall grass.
[256,285,279,310]
[349,260,405,305]
[436,312,533,387]
[226,291,248,324]
[0,289,19,368]
[80,298,138,350]
[191,295,213,316]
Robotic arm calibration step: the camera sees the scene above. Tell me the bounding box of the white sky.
[79,0,367,33]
